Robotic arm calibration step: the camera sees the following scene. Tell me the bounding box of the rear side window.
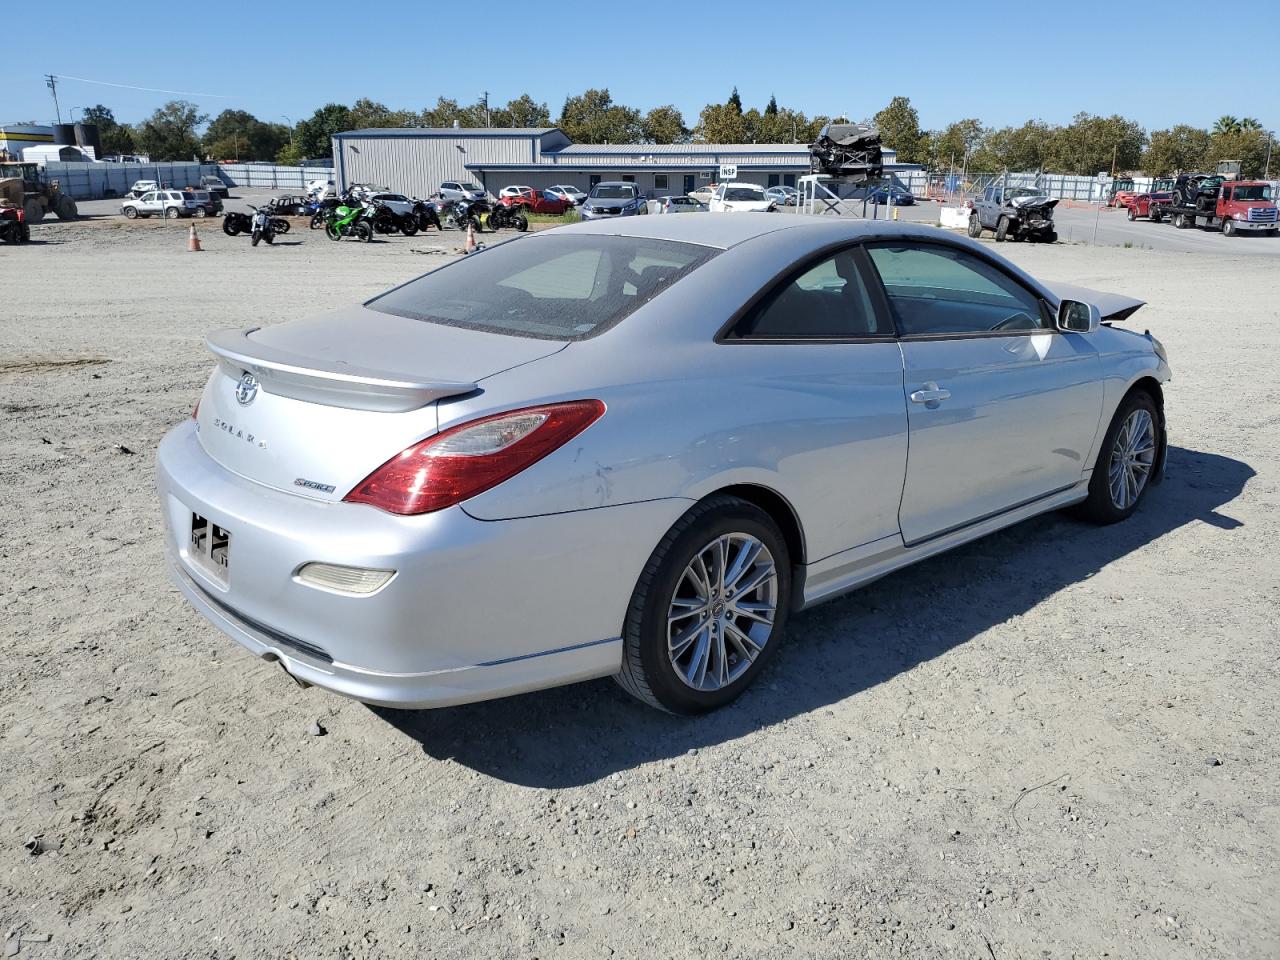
[865,243,1045,336]
[731,249,886,339]
[367,235,717,340]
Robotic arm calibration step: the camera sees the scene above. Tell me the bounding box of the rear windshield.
[367,235,717,340]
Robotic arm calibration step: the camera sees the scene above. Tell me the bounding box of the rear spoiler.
[205,327,477,413]
[1041,281,1146,323]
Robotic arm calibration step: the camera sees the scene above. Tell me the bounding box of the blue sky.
[7,0,1276,135]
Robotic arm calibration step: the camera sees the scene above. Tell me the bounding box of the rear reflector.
[344,400,605,515]
[296,562,395,595]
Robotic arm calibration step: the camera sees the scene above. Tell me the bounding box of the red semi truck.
[1152,174,1278,236]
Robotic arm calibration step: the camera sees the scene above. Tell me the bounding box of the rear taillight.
[344,400,605,515]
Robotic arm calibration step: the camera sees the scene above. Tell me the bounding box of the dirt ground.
[2,217,1277,959]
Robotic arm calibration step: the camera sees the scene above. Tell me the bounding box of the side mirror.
[1057,299,1100,333]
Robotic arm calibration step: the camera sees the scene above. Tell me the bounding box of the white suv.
[121,190,199,219]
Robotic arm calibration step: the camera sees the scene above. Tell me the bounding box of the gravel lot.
[2,215,1277,959]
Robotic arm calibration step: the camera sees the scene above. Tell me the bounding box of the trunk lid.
[195,306,565,500]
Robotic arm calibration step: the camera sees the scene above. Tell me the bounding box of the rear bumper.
[156,421,687,708]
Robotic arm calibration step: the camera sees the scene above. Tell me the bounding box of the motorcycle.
[248,205,274,246]
[487,203,529,232]
[368,199,419,237]
[410,197,442,231]
[224,209,290,237]
[308,196,341,229]
[438,194,490,232]
[324,198,373,242]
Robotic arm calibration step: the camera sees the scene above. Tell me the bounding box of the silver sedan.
[158,215,1171,714]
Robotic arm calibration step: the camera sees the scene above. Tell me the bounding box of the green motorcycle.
[324,198,373,242]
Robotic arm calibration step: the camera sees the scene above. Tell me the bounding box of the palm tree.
[1239,117,1263,131]
[1213,115,1241,136]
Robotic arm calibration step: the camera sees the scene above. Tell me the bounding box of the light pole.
[1266,131,1274,180]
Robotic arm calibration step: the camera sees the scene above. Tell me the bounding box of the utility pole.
[45,74,62,124]
[1266,132,1274,180]
[482,91,490,127]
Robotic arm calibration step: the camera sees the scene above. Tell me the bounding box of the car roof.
[561,211,957,250]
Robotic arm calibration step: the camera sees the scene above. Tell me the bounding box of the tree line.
[82,92,1275,179]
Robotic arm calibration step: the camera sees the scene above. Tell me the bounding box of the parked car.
[499,188,572,215]
[1126,189,1174,222]
[498,185,535,200]
[200,175,230,199]
[764,185,799,206]
[438,180,487,203]
[651,195,708,214]
[369,192,416,218]
[159,216,1170,716]
[688,184,716,204]
[709,182,775,213]
[546,184,587,205]
[968,186,1058,242]
[865,184,916,206]
[127,179,163,199]
[579,182,647,219]
[121,190,199,219]
[183,189,223,217]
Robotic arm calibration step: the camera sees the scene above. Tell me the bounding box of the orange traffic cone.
[188,223,202,252]
[464,222,476,254]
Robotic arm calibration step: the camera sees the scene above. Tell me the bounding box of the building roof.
[334,127,560,138]
[553,142,809,155]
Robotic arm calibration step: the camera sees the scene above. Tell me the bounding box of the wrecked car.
[968,185,1058,243]
[808,123,883,181]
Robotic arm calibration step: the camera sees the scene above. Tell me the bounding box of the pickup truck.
[1152,176,1278,236]
[967,185,1058,242]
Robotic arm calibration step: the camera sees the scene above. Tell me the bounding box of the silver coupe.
[157,215,1171,714]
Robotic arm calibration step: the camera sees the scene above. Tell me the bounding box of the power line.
[50,74,232,99]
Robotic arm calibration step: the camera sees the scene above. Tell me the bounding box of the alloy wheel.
[1108,408,1156,510]
[667,534,778,692]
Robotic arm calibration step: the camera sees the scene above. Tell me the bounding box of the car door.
[721,247,908,560]
[140,192,160,215]
[863,240,1103,545]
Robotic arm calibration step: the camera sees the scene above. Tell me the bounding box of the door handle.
[910,382,951,404]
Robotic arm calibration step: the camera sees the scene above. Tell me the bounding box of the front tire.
[124,207,138,219]
[1126,205,1137,221]
[1222,218,1236,237]
[995,216,1010,241]
[615,496,792,714]
[967,213,982,238]
[1073,390,1161,524]
[513,213,528,232]
[354,222,372,242]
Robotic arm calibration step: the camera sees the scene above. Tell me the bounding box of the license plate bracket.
[189,512,230,584]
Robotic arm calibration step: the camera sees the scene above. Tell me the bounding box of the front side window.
[865,243,1045,336]
[368,235,717,340]
[731,249,885,339]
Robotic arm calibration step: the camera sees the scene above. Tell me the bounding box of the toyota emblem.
[235,372,259,406]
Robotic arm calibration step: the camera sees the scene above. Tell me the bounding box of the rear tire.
[400,216,418,236]
[615,496,792,714]
[1072,390,1161,525]
[995,216,1009,241]
[513,213,529,232]
[966,213,982,238]
[355,222,372,242]
[54,196,78,220]
[325,223,341,241]
[223,218,240,236]
[195,207,207,218]
[165,207,180,219]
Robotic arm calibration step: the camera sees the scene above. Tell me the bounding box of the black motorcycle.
[487,203,529,232]
[410,197,442,231]
[224,209,290,237]
[309,196,342,229]
[368,199,419,236]
[439,195,490,232]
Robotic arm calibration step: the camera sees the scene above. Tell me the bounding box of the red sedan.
[498,188,572,215]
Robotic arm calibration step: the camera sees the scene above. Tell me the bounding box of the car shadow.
[372,446,1253,787]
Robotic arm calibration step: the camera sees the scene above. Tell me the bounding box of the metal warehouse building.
[332,127,902,198]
